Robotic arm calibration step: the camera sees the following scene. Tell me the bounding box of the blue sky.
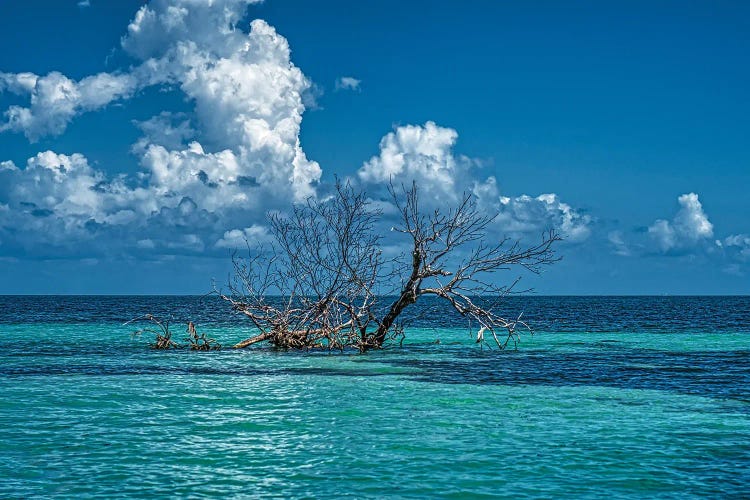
[0,0,748,294]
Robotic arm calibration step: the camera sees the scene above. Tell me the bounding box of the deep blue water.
[2,295,750,332]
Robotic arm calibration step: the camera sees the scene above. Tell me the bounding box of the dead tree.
[370,182,560,349]
[217,180,384,351]
[219,180,560,351]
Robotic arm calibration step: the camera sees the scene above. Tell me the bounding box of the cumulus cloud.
[1,151,109,221]
[0,1,591,259]
[1,0,320,202]
[215,225,272,249]
[121,0,261,61]
[0,71,138,141]
[0,151,140,251]
[359,122,591,241]
[0,148,248,257]
[713,234,750,275]
[0,0,325,256]
[610,192,748,268]
[121,3,322,203]
[500,193,591,242]
[717,234,750,262]
[335,76,361,91]
[648,193,713,252]
[360,121,472,201]
[132,112,195,151]
[121,5,322,200]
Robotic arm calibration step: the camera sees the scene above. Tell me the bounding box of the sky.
[0,0,748,295]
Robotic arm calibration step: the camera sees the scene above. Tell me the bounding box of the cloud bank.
[0,0,590,260]
[359,122,591,241]
[605,192,750,274]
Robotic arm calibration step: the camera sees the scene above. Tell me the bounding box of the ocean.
[1,296,748,498]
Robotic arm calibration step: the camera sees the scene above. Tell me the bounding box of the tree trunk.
[233,332,272,348]
[373,249,423,347]
[373,281,419,346]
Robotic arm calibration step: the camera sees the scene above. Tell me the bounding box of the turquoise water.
[1,297,750,498]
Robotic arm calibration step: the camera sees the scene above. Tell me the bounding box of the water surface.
[1,296,748,498]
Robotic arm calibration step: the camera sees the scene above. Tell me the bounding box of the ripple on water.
[0,298,749,497]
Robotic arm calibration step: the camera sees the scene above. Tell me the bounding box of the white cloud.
[359,122,591,241]
[717,234,750,261]
[4,151,107,219]
[500,193,592,242]
[157,18,321,201]
[121,0,261,61]
[120,2,322,203]
[716,234,750,275]
[0,147,224,256]
[215,225,272,249]
[0,71,138,141]
[1,0,320,202]
[78,0,91,7]
[359,121,469,202]
[0,72,38,94]
[132,112,195,151]
[138,142,254,212]
[0,160,17,172]
[335,76,361,91]
[0,0,325,256]
[0,1,592,258]
[611,192,731,261]
[648,193,713,252]
[608,230,631,256]
[0,151,142,250]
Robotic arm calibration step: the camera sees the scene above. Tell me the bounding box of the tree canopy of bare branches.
[217,181,385,350]
[218,180,561,352]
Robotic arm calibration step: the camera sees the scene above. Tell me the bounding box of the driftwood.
[125,314,180,349]
[126,315,220,350]
[186,321,221,350]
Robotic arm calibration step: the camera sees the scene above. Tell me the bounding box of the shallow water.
[0,296,749,498]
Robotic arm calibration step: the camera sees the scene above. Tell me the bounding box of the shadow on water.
[3,295,749,403]
[371,345,750,403]
[2,340,749,403]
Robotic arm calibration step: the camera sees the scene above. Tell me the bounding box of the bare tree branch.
[217,179,385,351]
[371,181,561,349]
[216,179,561,351]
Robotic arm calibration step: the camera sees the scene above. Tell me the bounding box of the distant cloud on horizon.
[605,192,748,273]
[648,193,714,253]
